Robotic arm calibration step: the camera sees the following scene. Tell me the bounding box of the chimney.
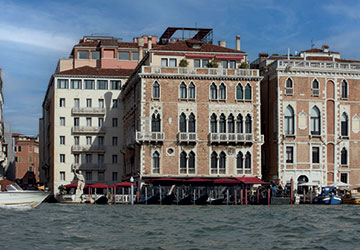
[148,36,152,50]
[236,35,240,50]
[138,37,145,62]
[322,45,329,53]
[218,40,226,48]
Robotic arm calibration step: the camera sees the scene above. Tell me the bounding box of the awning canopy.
[64,182,90,189]
[113,182,136,187]
[235,177,266,184]
[89,183,109,189]
[183,178,213,184]
[185,54,214,59]
[147,178,184,185]
[213,178,241,185]
[215,55,244,60]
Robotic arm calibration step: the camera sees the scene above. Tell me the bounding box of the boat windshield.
[6,183,23,191]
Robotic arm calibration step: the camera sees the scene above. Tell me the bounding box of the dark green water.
[0,203,359,250]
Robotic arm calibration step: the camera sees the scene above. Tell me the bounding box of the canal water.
[0,203,359,250]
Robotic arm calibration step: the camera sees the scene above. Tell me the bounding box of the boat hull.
[0,191,49,208]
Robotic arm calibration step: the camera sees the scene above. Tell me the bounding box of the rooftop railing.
[276,60,360,71]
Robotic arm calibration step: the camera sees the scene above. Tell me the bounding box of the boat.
[0,181,49,208]
[195,194,209,205]
[342,188,360,205]
[322,194,342,205]
[178,195,192,205]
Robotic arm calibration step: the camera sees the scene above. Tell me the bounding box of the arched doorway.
[297,175,309,194]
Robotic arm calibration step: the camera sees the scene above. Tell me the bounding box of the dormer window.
[78,50,89,59]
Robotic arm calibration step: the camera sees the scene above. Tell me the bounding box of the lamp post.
[130,176,134,205]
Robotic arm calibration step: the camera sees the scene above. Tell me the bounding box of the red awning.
[184,178,213,183]
[235,177,266,184]
[113,182,136,187]
[89,183,109,189]
[215,55,244,60]
[185,54,214,59]
[64,182,90,189]
[213,178,241,185]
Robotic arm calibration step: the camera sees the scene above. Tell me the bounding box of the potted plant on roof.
[179,59,189,67]
[239,62,249,69]
[207,60,219,68]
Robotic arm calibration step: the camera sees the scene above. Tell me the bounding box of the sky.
[0,0,360,135]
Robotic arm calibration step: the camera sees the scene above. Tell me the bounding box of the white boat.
[0,183,49,208]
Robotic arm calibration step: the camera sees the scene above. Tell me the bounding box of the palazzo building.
[121,28,263,184]
[256,45,360,188]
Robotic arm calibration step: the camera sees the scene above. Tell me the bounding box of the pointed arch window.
[236,114,243,133]
[236,152,243,174]
[188,151,195,174]
[210,83,217,100]
[245,152,251,174]
[219,83,226,100]
[180,151,187,173]
[219,152,226,174]
[245,83,252,100]
[188,82,196,99]
[152,81,160,99]
[341,112,349,137]
[342,80,348,98]
[284,105,295,135]
[180,82,187,99]
[210,114,217,133]
[236,83,243,100]
[211,152,218,174]
[151,113,161,132]
[228,114,235,133]
[152,151,160,173]
[219,114,226,133]
[179,113,187,132]
[310,106,320,135]
[341,147,347,165]
[245,114,252,133]
[188,113,196,133]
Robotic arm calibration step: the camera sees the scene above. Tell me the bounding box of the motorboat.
[0,182,49,208]
[342,188,360,205]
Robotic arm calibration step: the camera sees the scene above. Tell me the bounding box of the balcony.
[71,126,106,135]
[72,163,107,171]
[71,107,105,116]
[209,133,253,144]
[178,132,197,144]
[71,145,106,153]
[142,66,259,77]
[136,131,164,143]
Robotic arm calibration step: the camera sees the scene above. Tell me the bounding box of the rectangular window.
[74,136,79,145]
[86,136,92,145]
[84,80,95,89]
[86,98,92,108]
[194,59,200,68]
[18,146,22,152]
[78,50,89,59]
[60,136,65,145]
[60,171,66,181]
[97,80,108,90]
[98,118,104,127]
[229,60,236,69]
[118,51,130,60]
[74,98,80,108]
[132,52,139,61]
[86,117,92,127]
[169,58,177,67]
[340,173,348,183]
[60,117,65,126]
[112,118,118,127]
[71,79,82,89]
[57,79,68,89]
[74,154,79,164]
[112,99,118,108]
[60,154,65,163]
[202,59,209,68]
[60,98,65,107]
[221,60,228,68]
[110,80,121,90]
[112,172,118,181]
[112,154,118,164]
[74,117,79,126]
[161,58,168,67]
[98,136,104,146]
[86,154,92,163]
[312,147,320,164]
[286,146,293,163]
[86,171,92,181]
[91,51,100,60]
[112,137,118,146]
[98,99,104,108]
[28,156,32,163]
[98,172,104,181]
[98,154,104,164]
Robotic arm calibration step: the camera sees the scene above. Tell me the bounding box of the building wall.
[14,140,39,184]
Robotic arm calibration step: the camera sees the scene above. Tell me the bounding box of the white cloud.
[0,23,76,52]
